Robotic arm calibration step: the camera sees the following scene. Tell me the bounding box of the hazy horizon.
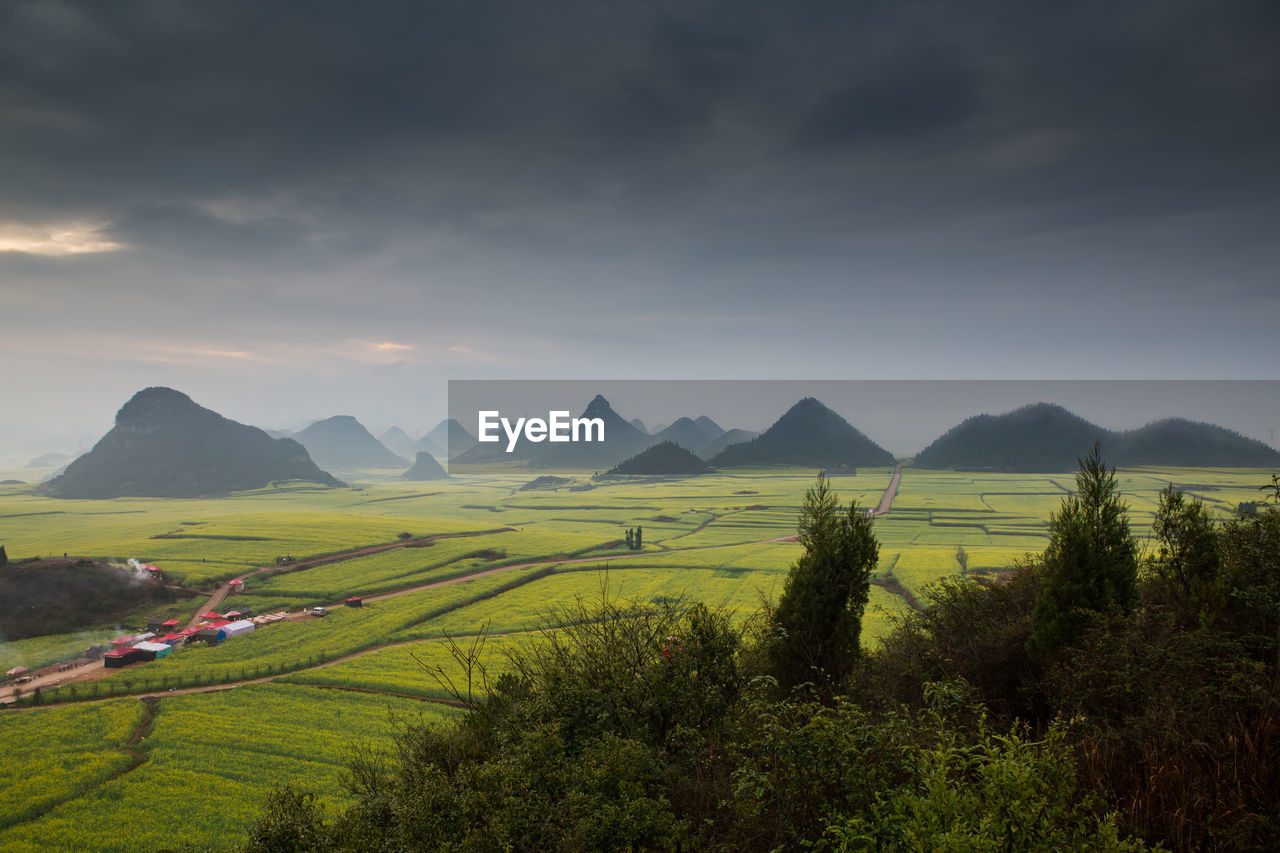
[5,379,1278,468]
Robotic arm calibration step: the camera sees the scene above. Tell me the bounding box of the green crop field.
[277,632,530,701]
[0,699,146,831]
[1,463,1275,850]
[0,685,453,852]
[34,566,552,704]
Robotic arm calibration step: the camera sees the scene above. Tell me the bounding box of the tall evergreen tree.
[1029,443,1138,656]
[1149,484,1220,622]
[769,474,879,690]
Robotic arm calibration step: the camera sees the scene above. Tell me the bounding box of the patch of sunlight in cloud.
[0,221,125,256]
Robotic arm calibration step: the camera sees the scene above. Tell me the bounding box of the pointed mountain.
[653,417,720,453]
[630,418,649,434]
[41,387,342,498]
[293,416,409,470]
[534,395,652,469]
[401,451,451,481]
[379,427,419,459]
[913,403,1110,472]
[698,428,758,459]
[711,398,895,468]
[607,441,713,476]
[1115,418,1280,467]
[694,415,725,438]
[427,419,478,457]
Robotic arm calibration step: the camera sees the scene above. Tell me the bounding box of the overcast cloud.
[1,0,1277,455]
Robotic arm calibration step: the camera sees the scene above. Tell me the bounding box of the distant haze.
[449,380,1280,458]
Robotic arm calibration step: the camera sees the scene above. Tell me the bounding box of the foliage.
[825,715,1144,852]
[723,679,1142,851]
[767,474,878,691]
[1215,494,1280,659]
[1145,484,1220,623]
[247,595,742,851]
[858,561,1047,722]
[243,787,327,853]
[1028,444,1138,656]
[1047,610,1280,850]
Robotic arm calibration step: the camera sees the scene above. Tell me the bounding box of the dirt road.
[870,464,903,516]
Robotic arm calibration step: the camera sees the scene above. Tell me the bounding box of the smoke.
[125,558,160,582]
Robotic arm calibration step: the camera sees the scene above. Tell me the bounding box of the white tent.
[224,619,256,637]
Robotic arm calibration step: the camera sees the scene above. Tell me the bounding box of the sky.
[2,1,1278,458]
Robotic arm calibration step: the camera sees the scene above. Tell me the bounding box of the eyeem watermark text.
[478,411,605,452]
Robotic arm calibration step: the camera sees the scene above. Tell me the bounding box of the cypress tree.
[769,474,879,690]
[1029,443,1138,656]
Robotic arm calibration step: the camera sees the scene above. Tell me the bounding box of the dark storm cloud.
[796,55,980,150]
[0,0,1277,337]
[1,1,1275,233]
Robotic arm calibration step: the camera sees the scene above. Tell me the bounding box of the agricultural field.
[0,685,453,852]
[277,631,531,702]
[0,699,146,831]
[1,463,1274,849]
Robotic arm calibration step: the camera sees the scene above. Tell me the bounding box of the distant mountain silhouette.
[694,415,725,438]
[698,428,758,459]
[1114,418,1280,467]
[380,427,418,459]
[534,395,652,469]
[294,416,409,469]
[710,398,895,468]
[914,403,1106,473]
[401,451,451,480]
[519,475,573,491]
[630,418,648,434]
[42,387,342,498]
[414,432,446,458]
[653,417,721,453]
[427,419,477,457]
[608,441,713,476]
[26,452,71,468]
[914,403,1280,471]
